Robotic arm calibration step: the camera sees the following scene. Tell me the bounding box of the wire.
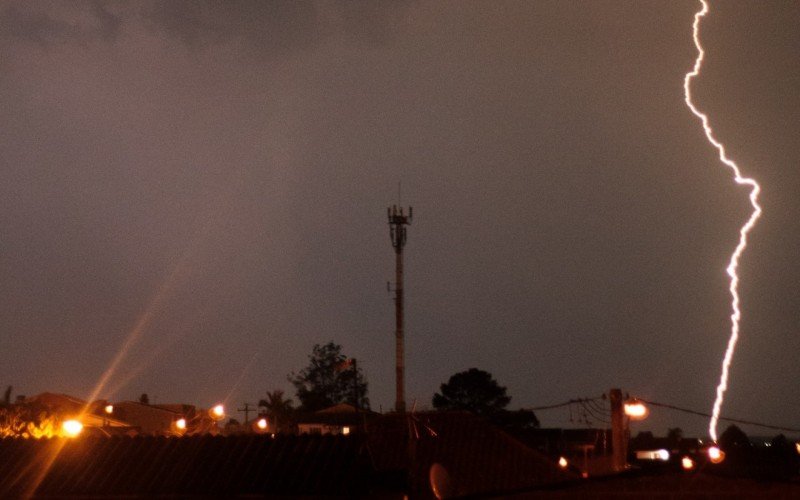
[528,395,798,434]
[527,396,606,412]
[640,399,800,434]
[581,401,611,424]
[585,399,611,416]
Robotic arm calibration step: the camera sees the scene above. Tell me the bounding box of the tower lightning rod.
[388,204,412,413]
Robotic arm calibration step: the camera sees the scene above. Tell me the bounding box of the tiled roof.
[0,434,372,498]
[365,411,578,498]
[0,412,579,498]
[505,469,800,499]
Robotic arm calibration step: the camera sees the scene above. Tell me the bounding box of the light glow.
[104,404,114,414]
[708,445,725,464]
[211,404,225,419]
[558,456,568,468]
[175,418,187,430]
[623,400,648,420]
[685,0,763,442]
[635,449,670,461]
[342,426,351,435]
[257,418,268,430]
[62,420,83,438]
[682,456,696,470]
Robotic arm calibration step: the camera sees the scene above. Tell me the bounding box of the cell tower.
[388,204,412,413]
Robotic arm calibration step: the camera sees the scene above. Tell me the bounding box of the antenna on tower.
[388,201,412,413]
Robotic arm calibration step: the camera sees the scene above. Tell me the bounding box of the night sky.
[1,1,798,438]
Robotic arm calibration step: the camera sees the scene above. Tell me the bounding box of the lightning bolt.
[684,0,763,442]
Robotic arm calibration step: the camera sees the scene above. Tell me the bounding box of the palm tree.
[258,390,294,433]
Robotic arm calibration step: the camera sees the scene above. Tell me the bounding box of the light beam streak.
[684,0,763,442]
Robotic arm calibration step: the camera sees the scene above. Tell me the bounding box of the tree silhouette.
[432,368,510,416]
[719,424,751,450]
[258,389,295,433]
[666,427,683,448]
[289,342,368,412]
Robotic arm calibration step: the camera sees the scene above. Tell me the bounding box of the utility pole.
[609,388,627,472]
[388,204,412,413]
[352,358,359,411]
[238,402,255,425]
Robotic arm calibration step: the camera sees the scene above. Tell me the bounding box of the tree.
[719,424,751,450]
[258,389,295,433]
[489,408,539,432]
[289,342,369,412]
[432,368,511,416]
[666,427,683,448]
[630,431,656,451]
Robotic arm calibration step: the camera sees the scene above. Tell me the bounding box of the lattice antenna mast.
[388,204,412,413]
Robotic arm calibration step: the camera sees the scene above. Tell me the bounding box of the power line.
[585,398,611,416]
[527,396,605,412]
[581,404,611,425]
[581,400,611,424]
[528,395,799,434]
[640,399,800,434]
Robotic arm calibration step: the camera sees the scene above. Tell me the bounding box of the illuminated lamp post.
[623,399,648,420]
[611,389,650,472]
[104,404,113,427]
[62,419,84,438]
[174,418,187,435]
[210,404,225,421]
[707,445,725,464]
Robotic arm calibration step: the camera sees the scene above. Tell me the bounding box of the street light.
[708,445,725,464]
[210,404,225,420]
[623,399,648,420]
[62,420,83,438]
[175,418,187,431]
[256,418,268,430]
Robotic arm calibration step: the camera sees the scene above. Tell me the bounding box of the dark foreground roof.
[505,468,800,499]
[366,411,577,498]
[0,412,580,498]
[0,434,371,498]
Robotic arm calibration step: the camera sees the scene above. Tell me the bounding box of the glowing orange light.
[342,426,351,436]
[211,404,225,419]
[175,418,187,430]
[795,442,800,455]
[104,404,114,414]
[62,420,83,438]
[257,418,267,430]
[623,400,648,420]
[558,457,568,468]
[682,456,696,470]
[708,446,725,464]
[685,0,763,443]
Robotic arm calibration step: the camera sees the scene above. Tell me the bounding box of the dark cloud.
[0,0,798,438]
[142,0,320,52]
[0,1,122,44]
